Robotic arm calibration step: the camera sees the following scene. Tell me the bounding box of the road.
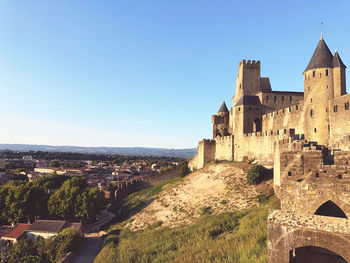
[68,233,103,263]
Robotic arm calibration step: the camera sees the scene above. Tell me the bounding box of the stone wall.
[329,93,350,146]
[262,103,304,135]
[256,91,304,112]
[233,129,296,165]
[214,135,234,160]
[188,139,215,171]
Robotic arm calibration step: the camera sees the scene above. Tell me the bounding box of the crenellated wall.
[214,135,234,160]
[188,139,216,171]
[262,103,304,134]
[233,128,298,165]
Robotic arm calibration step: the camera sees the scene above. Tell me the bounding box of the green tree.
[48,177,107,221]
[7,239,44,263]
[179,161,190,177]
[49,160,60,168]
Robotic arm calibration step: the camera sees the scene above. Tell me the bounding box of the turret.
[332,51,347,98]
[212,101,230,138]
[303,37,334,145]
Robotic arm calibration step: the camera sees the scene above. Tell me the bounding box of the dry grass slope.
[94,161,277,263]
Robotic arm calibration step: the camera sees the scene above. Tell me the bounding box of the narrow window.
[308,86,310,91]
[274,96,277,103]
[288,171,292,176]
[326,85,328,89]
[289,96,292,103]
[266,95,269,102]
[238,107,241,111]
[296,105,298,110]
[315,172,319,178]
[338,174,342,179]
[328,125,330,132]
[310,98,312,103]
[310,109,313,117]
[249,106,252,111]
[256,107,259,111]
[326,108,328,112]
[282,96,284,102]
[277,130,279,135]
[345,102,349,110]
[334,105,338,113]
[240,84,242,89]
[326,69,328,76]
[313,71,315,77]
[289,107,291,112]
[270,131,273,135]
[314,128,317,133]
[284,129,287,134]
[271,112,273,116]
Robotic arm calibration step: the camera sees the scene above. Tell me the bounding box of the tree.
[48,177,107,222]
[179,161,190,177]
[7,239,45,263]
[49,160,60,168]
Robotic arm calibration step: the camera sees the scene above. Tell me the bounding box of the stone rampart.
[214,135,234,160]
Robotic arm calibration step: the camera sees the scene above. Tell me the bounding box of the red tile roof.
[3,224,30,239]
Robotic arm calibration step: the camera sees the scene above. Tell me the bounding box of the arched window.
[313,71,316,77]
[315,200,347,218]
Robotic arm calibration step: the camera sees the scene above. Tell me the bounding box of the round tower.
[303,37,334,145]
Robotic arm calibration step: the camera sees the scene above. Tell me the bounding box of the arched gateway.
[290,246,347,263]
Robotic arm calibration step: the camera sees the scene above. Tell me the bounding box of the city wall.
[188,139,215,171]
[329,93,350,147]
[261,103,304,134]
[233,129,297,165]
[214,135,234,160]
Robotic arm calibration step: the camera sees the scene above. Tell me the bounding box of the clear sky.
[0,1,349,149]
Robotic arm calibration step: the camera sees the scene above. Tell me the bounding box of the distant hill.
[0,144,196,158]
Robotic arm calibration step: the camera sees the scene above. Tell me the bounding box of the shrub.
[246,165,266,185]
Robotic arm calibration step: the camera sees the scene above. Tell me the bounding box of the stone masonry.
[189,36,350,262]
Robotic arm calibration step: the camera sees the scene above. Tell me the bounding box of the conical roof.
[305,38,333,72]
[332,51,346,68]
[218,101,228,113]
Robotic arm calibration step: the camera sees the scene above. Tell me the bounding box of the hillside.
[95,161,278,263]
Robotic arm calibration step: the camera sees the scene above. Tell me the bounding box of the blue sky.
[0,0,349,148]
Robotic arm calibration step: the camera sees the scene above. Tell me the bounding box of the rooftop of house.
[2,224,31,239]
[26,220,67,233]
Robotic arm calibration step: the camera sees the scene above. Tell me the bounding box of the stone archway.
[315,200,347,219]
[290,246,347,263]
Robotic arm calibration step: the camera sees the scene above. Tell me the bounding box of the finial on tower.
[320,22,324,40]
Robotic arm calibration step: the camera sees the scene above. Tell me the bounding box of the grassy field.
[95,186,280,263]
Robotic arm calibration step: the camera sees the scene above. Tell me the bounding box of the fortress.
[189,36,350,262]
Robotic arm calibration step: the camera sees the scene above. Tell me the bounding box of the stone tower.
[212,101,230,138]
[303,37,334,145]
[233,60,261,104]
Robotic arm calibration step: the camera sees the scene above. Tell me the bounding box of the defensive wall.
[214,135,234,161]
[233,128,299,165]
[330,93,350,146]
[188,139,215,171]
[261,103,304,134]
[255,91,304,112]
[268,144,350,262]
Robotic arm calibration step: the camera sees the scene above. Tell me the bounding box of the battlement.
[262,103,302,120]
[215,135,233,142]
[239,59,260,66]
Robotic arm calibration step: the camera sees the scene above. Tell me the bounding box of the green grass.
[95,194,280,263]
